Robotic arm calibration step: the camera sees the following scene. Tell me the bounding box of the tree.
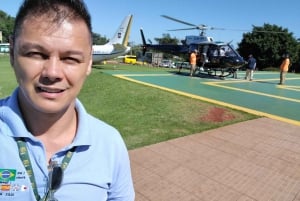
[0,10,15,43]
[291,39,300,72]
[237,24,298,69]
[154,33,179,45]
[92,33,109,45]
[153,33,181,59]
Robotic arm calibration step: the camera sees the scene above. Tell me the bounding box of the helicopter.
[141,15,246,78]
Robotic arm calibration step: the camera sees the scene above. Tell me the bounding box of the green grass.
[0,55,17,97]
[0,56,257,149]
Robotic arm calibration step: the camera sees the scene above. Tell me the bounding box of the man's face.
[11,16,92,114]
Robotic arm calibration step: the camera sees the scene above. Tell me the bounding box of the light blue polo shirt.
[0,88,135,201]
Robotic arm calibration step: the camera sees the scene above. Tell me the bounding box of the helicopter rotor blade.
[161,15,197,27]
[161,15,221,33]
[167,27,198,31]
[253,30,287,34]
[210,27,226,31]
[161,15,287,36]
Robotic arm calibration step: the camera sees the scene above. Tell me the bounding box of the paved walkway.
[130,118,300,201]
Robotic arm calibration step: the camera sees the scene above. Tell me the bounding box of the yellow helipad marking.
[204,79,300,103]
[277,84,300,92]
[116,73,174,77]
[114,74,300,126]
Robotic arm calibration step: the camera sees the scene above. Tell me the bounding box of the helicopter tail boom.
[140,28,148,55]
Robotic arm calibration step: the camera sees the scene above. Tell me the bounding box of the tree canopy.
[92,33,109,45]
[237,23,299,69]
[0,10,15,43]
[154,33,179,45]
[153,33,182,59]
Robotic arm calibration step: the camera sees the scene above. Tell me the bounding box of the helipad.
[107,70,300,126]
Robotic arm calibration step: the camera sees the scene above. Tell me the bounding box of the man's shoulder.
[85,114,121,138]
[0,96,10,106]
[0,89,18,107]
[87,115,117,130]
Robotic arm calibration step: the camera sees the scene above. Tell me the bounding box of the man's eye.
[26,52,47,59]
[62,57,81,64]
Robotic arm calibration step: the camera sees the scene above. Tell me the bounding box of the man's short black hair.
[13,0,92,42]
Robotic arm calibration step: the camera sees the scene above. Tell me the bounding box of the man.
[0,0,134,200]
[244,54,256,81]
[189,49,197,76]
[279,53,290,85]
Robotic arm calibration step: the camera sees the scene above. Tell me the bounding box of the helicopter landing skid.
[194,66,238,80]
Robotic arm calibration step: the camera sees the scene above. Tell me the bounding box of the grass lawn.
[0,56,257,149]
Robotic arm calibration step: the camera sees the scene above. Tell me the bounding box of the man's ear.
[86,53,92,76]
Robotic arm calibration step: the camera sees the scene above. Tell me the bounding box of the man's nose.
[41,57,64,81]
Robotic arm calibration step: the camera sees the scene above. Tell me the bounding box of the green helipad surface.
[107,70,300,126]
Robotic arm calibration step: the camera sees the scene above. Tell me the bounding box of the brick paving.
[129,118,300,201]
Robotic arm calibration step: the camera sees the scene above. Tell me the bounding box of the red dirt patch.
[200,107,235,123]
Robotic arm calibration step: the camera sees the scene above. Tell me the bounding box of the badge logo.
[0,169,16,182]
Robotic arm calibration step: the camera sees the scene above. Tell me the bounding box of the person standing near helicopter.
[244,54,256,81]
[189,49,198,76]
[279,53,290,85]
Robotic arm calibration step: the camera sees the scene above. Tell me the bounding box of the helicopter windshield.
[191,44,237,57]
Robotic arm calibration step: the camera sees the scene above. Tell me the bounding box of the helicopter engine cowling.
[185,35,214,45]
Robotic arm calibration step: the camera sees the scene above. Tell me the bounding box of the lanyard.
[16,138,75,201]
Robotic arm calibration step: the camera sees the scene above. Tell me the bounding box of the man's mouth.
[37,86,65,93]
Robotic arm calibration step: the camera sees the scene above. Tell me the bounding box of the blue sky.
[1,0,300,47]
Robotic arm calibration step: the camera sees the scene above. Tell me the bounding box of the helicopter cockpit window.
[225,49,235,57]
[208,46,218,57]
[219,47,226,56]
